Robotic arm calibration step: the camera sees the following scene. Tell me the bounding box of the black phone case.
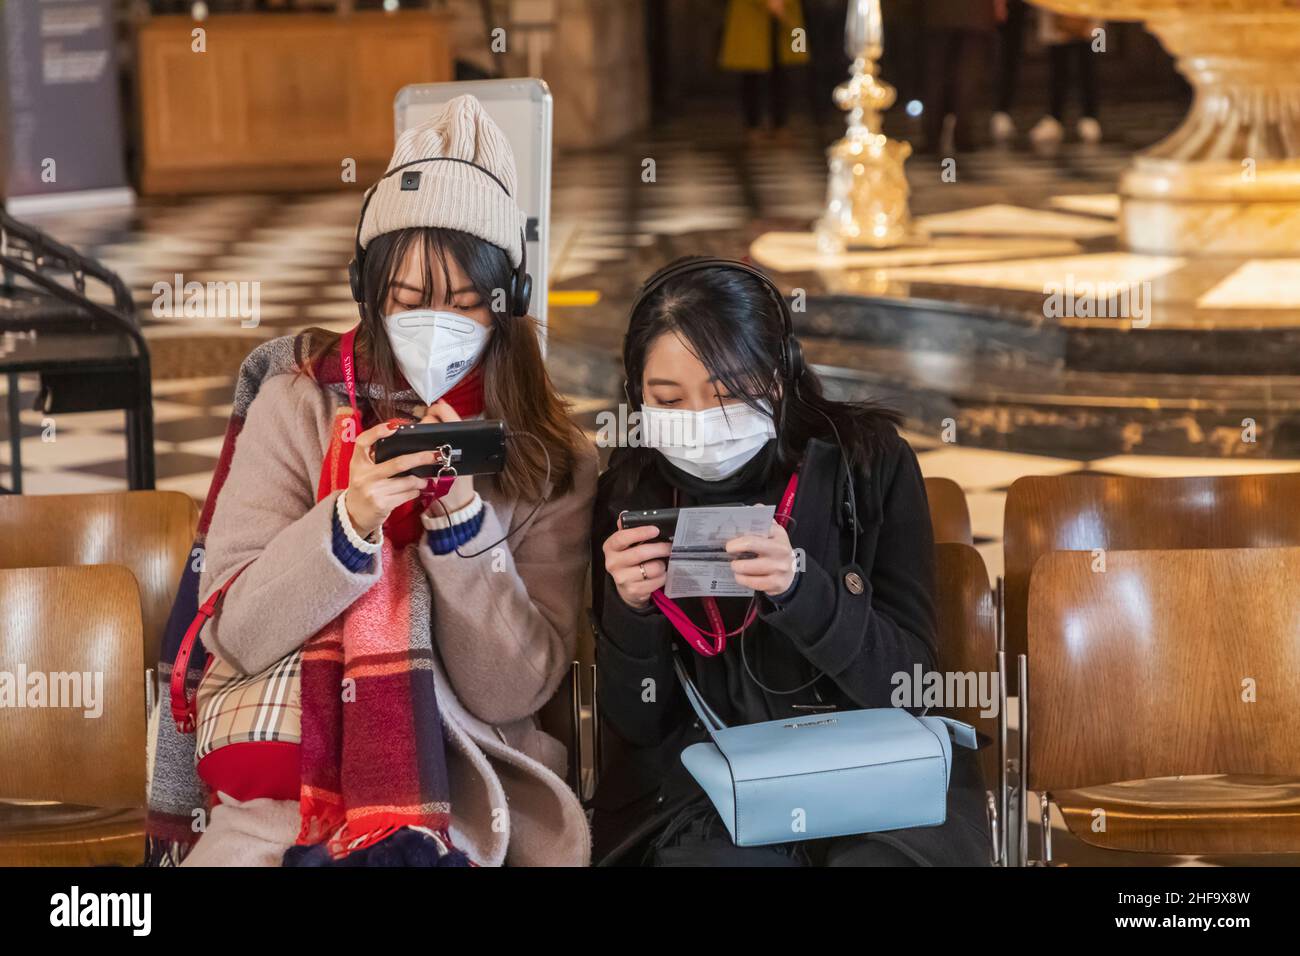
[621,508,680,538]
[621,502,757,540]
[373,420,507,479]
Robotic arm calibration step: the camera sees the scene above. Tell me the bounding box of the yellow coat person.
[719,0,811,72]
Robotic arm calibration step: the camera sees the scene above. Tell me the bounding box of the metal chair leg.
[568,660,582,798]
[1040,792,1054,866]
[5,372,22,494]
[995,576,1008,866]
[985,790,1000,866]
[1017,652,1029,867]
[589,662,601,794]
[997,648,1008,866]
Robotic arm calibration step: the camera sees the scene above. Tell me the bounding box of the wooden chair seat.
[0,801,144,866]
[1055,775,1300,855]
[0,565,148,866]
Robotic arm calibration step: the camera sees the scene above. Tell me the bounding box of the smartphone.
[620,502,749,540]
[620,507,680,538]
[373,420,507,478]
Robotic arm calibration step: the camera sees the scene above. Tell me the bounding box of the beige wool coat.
[182,370,596,867]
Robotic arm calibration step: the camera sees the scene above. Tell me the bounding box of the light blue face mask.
[382,309,490,405]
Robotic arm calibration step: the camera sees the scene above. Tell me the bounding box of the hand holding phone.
[410,398,478,512]
[605,518,673,610]
[373,406,506,514]
[347,421,438,538]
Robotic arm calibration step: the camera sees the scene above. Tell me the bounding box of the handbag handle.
[169,563,251,733]
[672,654,727,736]
[673,654,979,750]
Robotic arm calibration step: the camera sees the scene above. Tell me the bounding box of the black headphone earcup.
[514,272,533,317]
[348,258,364,305]
[786,336,805,382]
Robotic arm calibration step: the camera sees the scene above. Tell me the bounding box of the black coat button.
[844,570,865,594]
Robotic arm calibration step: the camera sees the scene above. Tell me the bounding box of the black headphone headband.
[349,155,531,317]
[626,257,802,388]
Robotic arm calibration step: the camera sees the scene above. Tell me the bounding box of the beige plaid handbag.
[169,563,302,774]
[194,649,302,762]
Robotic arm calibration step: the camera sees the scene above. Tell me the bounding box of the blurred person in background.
[990,0,1026,143]
[1029,10,1104,146]
[804,0,850,137]
[881,0,926,126]
[720,0,810,144]
[919,0,999,154]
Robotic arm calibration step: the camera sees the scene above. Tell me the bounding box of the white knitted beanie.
[358,94,526,267]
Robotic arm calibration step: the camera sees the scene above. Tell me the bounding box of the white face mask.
[641,400,777,481]
[382,309,490,406]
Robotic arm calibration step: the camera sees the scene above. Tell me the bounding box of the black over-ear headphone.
[348,156,532,318]
[623,256,804,407]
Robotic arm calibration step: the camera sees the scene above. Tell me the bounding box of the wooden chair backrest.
[926,477,973,546]
[0,491,197,671]
[933,542,998,783]
[1026,547,1300,791]
[1004,472,1300,669]
[0,565,146,807]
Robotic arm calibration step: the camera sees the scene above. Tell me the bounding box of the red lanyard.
[340,326,362,426]
[339,327,455,504]
[651,471,798,657]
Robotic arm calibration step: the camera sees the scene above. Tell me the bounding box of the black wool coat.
[589,428,991,866]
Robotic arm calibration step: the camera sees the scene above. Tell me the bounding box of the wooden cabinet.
[137,11,453,193]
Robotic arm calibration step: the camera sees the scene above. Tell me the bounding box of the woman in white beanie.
[148,94,595,868]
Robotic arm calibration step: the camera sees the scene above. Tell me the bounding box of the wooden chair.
[0,565,147,865]
[1024,547,1300,860]
[933,541,1003,862]
[1003,472,1300,677]
[925,477,972,546]
[0,491,198,680]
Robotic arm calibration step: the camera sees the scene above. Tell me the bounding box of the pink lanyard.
[651,471,798,657]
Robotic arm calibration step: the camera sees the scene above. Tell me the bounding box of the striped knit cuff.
[333,490,381,572]
[421,492,484,530]
[423,494,486,555]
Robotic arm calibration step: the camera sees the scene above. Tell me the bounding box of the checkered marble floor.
[8,98,1287,584]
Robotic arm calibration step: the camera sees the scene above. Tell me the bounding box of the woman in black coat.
[590,258,991,866]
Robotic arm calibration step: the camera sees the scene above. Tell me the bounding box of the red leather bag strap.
[169,563,252,733]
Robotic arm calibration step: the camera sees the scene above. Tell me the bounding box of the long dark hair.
[614,259,900,491]
[302,226,582,500]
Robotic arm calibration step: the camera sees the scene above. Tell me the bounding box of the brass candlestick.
[816,0,916,252]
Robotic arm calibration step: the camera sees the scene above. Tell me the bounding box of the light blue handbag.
[674,657,980,847]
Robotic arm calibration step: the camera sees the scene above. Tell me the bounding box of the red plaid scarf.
[146,332,485,866]
[289,329,484,863]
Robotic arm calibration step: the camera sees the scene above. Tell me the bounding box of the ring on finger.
[640,562,648,580]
